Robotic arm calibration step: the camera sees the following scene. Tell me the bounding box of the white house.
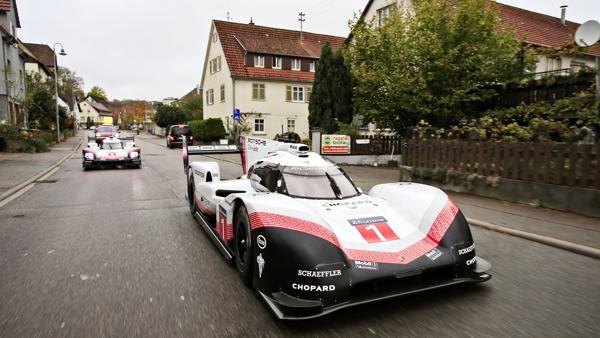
[79,97,112,126]
[201,20,345,140]
[358,0,600,77]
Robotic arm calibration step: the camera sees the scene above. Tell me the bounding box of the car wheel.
[234,205,253,285]
[188,176,196,215]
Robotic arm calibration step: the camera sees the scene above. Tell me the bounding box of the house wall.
[534,54,597,74]
[202,23,234,130]
[362,0,413,26]
[0,7,25,124]
[79,101,100,125]
[234,79,311,139]
[24,62,50,81]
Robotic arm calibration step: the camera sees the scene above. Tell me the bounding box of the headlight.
[84,153,95,160]
[130,151,139,159]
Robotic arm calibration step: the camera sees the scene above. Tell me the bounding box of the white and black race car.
[82,136,141,169]
[182,137,491,319]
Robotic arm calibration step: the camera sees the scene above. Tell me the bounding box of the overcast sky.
[16,0,600,101]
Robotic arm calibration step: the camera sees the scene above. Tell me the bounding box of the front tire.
[234,205,253,285]
[188,175,196,215]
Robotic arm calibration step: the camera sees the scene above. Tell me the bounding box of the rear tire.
[234,205,253,285]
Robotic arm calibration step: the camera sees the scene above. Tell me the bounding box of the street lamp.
[53,43,67,143]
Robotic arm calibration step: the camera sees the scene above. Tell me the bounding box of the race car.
[82,136,141,169]
[182,136,491,320]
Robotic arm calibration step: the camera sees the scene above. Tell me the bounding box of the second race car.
[82,135,141,169]
[182,136,491,319]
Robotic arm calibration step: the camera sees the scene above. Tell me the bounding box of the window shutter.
[285,86,292,102]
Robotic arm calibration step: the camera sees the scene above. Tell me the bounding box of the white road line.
[0,167,60,209]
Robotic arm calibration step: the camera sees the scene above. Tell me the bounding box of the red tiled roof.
[89,100,111,113]
[23,43,56,68]
[494,2,600,57]
[214,20,345,82]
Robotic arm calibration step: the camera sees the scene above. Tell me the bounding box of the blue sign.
[233,109,241,121]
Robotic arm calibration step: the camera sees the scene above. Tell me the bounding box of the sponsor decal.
[292,283,336,292]
[322,200,373,208]
[297,270,342,278]
[257,235,267,249]
[459,244,475,255]
[248,138,267,146]
[354,260,379,270]
[257,253,265,278]
[466,257,477,266]
[425,248,442,261]
[348,216,400,244]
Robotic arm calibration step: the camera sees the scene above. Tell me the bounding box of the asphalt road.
[0,134,599,337]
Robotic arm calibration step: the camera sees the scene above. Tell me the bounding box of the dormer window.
[292,58,301,71]
[309,61,315,72]
[254,55,265,68]
[272,56,282,69]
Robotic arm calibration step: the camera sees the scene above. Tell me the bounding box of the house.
[79,97,112,126]
[201,20,345,139]
[60,94,81,125]
[19,41,53,81]
[358,1,600,77]
[21,43,55,72]
[180,85,202,101]
[0,0,25,125]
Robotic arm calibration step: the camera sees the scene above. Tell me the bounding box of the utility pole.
[298,12,306,44]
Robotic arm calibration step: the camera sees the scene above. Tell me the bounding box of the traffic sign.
[233,109,241,121]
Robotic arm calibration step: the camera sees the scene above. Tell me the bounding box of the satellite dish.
[575,20,600,47]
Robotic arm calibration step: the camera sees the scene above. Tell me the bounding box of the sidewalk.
[0,130,85,196]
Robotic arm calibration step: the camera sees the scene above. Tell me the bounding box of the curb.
[0,136,84,204]
[467,217,600,260]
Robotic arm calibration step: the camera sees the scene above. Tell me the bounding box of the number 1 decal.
[348,216,400,244]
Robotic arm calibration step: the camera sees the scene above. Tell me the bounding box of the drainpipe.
[2,40,10,123]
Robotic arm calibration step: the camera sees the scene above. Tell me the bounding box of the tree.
[152,104,188,128]
[309,43,354,134]
[87,86,108,103]
[57,67,85,99]
[190,118,226,142]
[346,0,534,132]
[180,95,203,120]
[21,73,56,129]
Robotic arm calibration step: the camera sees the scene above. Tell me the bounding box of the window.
[220,84,225,102]
[206,89,214,105]
[272,56,282,69]
[252,83,265,100]
[309,61,315,72]
[377,5,393,27]
[287,119,296,132]
[254,118,265,133]
[292,58,301,71]
[254,55,265,68]
[282,166,359,199]
[209,56,222,74]
[212,32,218,42]
[546,57,561,72]
[217,55,221,72]
[292,86,304,102]
[305,86,312,102]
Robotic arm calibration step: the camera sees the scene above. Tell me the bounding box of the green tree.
[21,73,59,129]
[57,67,85,99]
[87,86,108,103]
[346,0,533,132]
[180,95,203,120]
[309,43,354,134]
[153,104,188,128]
[190,118,226,142]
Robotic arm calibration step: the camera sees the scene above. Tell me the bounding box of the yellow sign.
[102,116,113,125]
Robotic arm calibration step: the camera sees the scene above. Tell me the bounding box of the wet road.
[0,134,599,337]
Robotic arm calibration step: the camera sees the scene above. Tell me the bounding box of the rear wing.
[182,136,240,175]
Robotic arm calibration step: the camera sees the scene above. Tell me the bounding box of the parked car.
[167,124,193,148]
[275,132,301,143]
[94,125,119,143]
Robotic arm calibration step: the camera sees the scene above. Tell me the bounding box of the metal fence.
[402,140,600,188]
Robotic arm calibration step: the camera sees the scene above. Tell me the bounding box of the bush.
[190,118,226,142]
[0,124,50,153]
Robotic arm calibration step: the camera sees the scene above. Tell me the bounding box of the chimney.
[560,5,567,25]
[249,17,254,25]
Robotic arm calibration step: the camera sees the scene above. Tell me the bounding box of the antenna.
[298,12,306,44]
[227,11,231,21]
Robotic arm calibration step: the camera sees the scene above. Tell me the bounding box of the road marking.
[0,183,36,208]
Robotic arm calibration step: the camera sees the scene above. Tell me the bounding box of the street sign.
[321,134,351,154]
[233,109,241,121]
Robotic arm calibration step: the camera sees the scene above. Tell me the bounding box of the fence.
[349,135,401,155]
[402,140,600,189]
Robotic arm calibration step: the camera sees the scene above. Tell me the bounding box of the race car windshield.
[102,142,123,150]
[98,126,115,133]
[282,166,359,199]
